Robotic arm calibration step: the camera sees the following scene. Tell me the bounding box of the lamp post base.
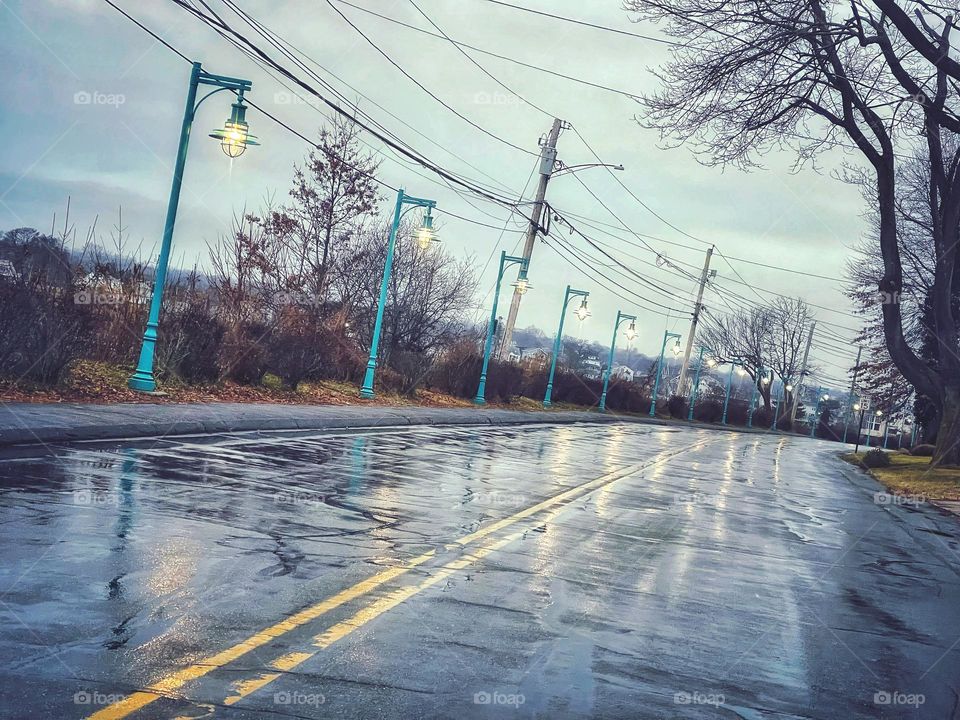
[473,397,486,406]
[128,373,158,393]
[359,388,375,399]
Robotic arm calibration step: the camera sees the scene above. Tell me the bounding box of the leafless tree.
[628,0,960,465]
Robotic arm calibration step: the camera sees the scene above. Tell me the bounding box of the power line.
[405,0,554,117]
[322,0,539,157]
[330,0,643,100]
[473,0,678,47]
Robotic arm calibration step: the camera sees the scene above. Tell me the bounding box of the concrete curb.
[0,403,630,448]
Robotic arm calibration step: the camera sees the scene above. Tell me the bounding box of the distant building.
[582,357,602,379]
[0,259,17,281]
[611,364,635,382]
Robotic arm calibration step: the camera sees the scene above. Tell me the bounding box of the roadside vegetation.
[842,451,960,502]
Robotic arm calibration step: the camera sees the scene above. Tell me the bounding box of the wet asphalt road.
[0,422,958,720]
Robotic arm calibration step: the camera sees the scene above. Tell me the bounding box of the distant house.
[0,259,17,282]
[582,357,602,379]
[611,365,635,382]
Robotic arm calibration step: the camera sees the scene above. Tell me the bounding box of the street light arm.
[552,161,625,177]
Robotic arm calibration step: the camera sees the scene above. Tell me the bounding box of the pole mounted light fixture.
[474,252,530,405]
[598,310,637,413]
[649,331,682,417]
[208,92,259,158]
[544,286,590,408]
[360,188,437,399]
[129,62,257,393]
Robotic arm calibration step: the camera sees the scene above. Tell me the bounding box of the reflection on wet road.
[0,422,958,719]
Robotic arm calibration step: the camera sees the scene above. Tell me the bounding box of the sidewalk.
[0,401,626,448]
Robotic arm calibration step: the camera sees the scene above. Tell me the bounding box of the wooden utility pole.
[498,118,565,359]
[676,247,713,394]
[789,321,817,426]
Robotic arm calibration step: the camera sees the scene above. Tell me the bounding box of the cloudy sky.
[0,0,865,383]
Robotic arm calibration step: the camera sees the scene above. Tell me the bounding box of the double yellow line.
[89,438,707,719]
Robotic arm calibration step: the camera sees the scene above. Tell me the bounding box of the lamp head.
[416,209,439,250]
[511,275,531,295]
[671,339,682,356]
[624,320,638,341]
[575,298,590,321]
[209,96,259,158]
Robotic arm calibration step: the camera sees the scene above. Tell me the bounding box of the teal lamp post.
[474,251,530,405]
[771,377,793,430]
[129,62,258,392]
[359,188,439,399]
[722,363,744,425]
[686,346,714,421]
[598,310,637,413]
[809,387,828,437]
[543,286,590,408]
[747,366,767,428]
[648,330,682,417]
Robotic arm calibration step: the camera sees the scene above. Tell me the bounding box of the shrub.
[156,294,223,384]
[862,448,891,468]
[693,399,724,423]
[217,322,269,385]
[0,281,91,384]
[666,394,687,419]
[910,444,935,457]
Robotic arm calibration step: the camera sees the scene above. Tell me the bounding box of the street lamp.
[359,188,438,399]
[770,376,796,430]
[649,330,682,417]
[129,62,257,393]
[747,366,767,428]
[598,310,637,413]
[853,400,867,453]
[687,346,713,421]
[809,386,826,438]
[721,360,743,425]
[543,286,590,408]
[474,252,530,405]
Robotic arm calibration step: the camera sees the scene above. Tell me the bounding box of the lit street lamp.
[649,330,682,417]
[686,346,714,421]
[853,400,868,454]
[721,361,744,425]
[598,310,637,413]
[747,366,767,428]
[543,286,590,408]
[129,62,258,392]
[359,189,439,399]
[474,252,530,405]
[809,387,828,438]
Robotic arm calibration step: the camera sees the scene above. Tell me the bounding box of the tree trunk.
[934,385,960,466]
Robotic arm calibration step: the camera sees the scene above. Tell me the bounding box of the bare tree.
[701,306,774,409]
[627,0,960,465]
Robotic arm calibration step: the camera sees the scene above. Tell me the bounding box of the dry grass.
[842,452,960,501]
[0,361,511,411]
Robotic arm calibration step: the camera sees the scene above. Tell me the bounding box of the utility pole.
[841,347,863,444]
[676,246,714,394]
[789,321,817,426]
[498,118,565,359]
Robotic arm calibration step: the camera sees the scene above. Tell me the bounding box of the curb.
[0,405,627,448]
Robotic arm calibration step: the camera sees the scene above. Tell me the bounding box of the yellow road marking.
[219,440,712,706]
[224,529,527,705]
[88,439,707,720]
